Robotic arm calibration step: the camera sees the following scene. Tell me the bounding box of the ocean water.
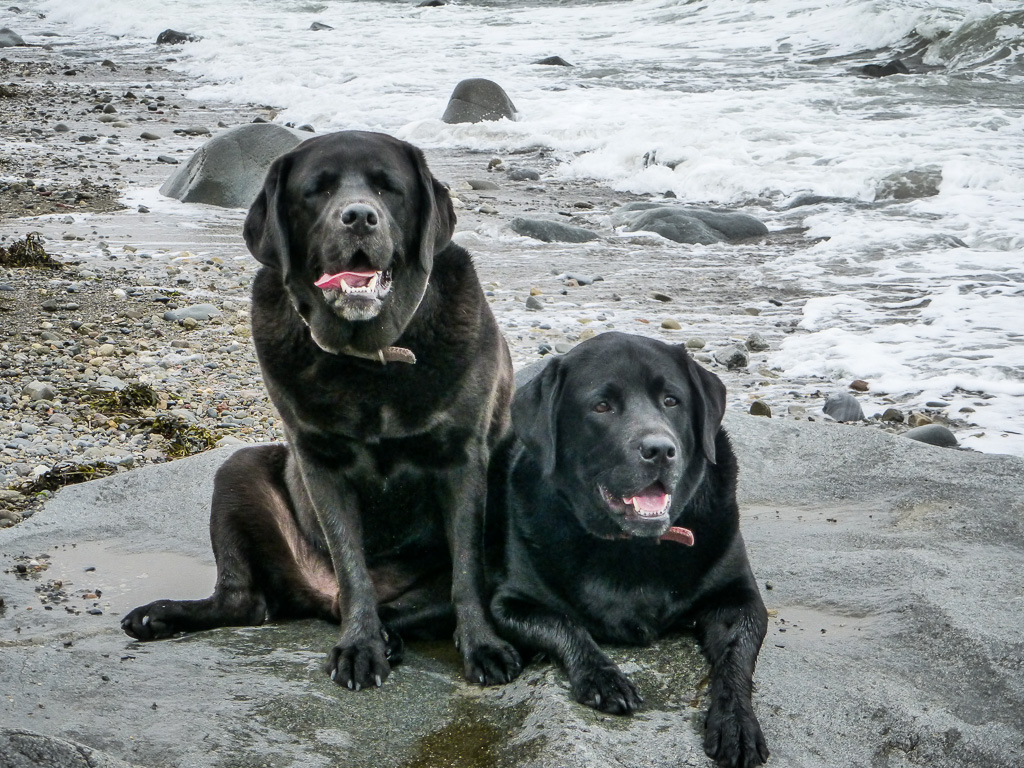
[20,0,1024,455]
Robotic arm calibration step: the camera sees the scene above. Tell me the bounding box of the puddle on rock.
[15,540,216,615]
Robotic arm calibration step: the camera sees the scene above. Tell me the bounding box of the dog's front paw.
[326,627,395,691]
[121,601,184,640]
[704,697,769,768]
[573,664,643,715]
[460,635,523,686]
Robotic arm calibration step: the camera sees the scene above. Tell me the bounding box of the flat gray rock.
[159,123,310,209]
[441,78,516,124]
[1,412,1022,767]
[511,217,599,243]
[611,202,768,244]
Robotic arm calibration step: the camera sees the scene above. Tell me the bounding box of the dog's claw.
[142,615,150,626]
[375,675,382,688]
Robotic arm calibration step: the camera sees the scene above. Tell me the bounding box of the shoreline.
[0,32,1001,523]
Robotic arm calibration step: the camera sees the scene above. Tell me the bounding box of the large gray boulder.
[441,78,517,124]
[159,123,310,209]
[0,27,26,47]
[1,411,1022,767]
[612,201,768,244]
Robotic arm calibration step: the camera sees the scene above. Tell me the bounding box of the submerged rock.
[442,78,516,124]
[510,217,599,243]
[876,166,942,200]
[159,123,309,208]
[861,59,910,78]
[156,29,202,45]
[611,202,768,244]
[534,55,573,66]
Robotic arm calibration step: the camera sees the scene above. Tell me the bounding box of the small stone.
[745,332,770,352]
[529,287,543,296]
[538,343,553,355]
[823,393,864,422]
[525,296,544,311]
[102,103,117,114]
[138,205,150,214]
[881,408,904,423]
[849,379,869,392]
[53,123,70,133]
[661,319,681,330]
[908,413,932,427]
[714,346,749,370]
[163,304,221,322]
[176,125,212,136]
[22,381,58,401]
[157,155,180,165]
[903,424,958,448]
[650,292,672,302]
[554,342,572,354]
[685,337,705,350]
[140,131,160,140]
[467,179,500,191]
[925,401,947,408]
[744,307,761,316]
[309,21,334,31]
[787,405,807,417]
[508,167,541,181]
[96,344,115,357]
[749,400,772,418]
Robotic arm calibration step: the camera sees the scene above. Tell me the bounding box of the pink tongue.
[624,488,668,513]
[314,271,376,290]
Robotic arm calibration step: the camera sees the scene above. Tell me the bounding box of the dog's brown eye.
[593,401,611,414]
[664,396,679,407]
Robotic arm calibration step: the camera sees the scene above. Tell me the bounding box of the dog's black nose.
[639,435,677,464]
[340,203,379,234]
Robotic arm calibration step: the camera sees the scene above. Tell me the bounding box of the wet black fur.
[122,130,522,690]
[488,332,769,768]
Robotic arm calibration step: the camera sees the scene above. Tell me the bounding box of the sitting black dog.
[122,131,521,691]
[488,332,769,768]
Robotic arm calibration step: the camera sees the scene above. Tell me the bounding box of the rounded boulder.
[159,123,310,209]
[442,79,517,124]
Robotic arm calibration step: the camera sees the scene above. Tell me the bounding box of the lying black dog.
[488,332,769,768]
[122,130,522,690]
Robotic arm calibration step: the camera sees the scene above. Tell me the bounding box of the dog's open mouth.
[315,268,393,297]
[601,482,672,520]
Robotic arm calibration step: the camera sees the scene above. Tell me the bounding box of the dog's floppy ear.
[409,144,456,269]
[511,358,564,476]
[678,348,726,464]
[243,153,294,275]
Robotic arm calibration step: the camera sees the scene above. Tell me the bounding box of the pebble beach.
[2,4,1021,525]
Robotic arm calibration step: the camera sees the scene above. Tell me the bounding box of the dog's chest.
[577,577,683,645]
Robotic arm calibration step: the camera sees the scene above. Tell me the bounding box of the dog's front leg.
[294,448,397,690]
[694,585,770,768]
[445,462,522,685]
[491,591,643,714]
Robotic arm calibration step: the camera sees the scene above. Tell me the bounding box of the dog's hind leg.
[121,445,338,640]
[694,580,770,768]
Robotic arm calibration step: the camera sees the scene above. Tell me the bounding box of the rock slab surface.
[1,414,1022,767]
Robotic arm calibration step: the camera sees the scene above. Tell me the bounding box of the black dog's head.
[243,130,456,355]
[512,332,726,539]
